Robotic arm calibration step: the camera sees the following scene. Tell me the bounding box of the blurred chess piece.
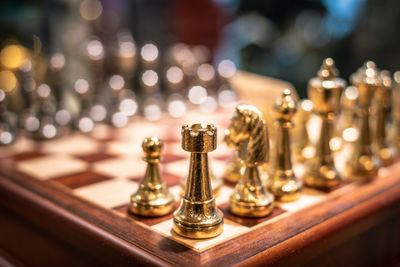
[267,89,302,201]
[294,99,314,163]
[372,71,394,166]
[48,52,72,128]
[225,104,274,217]
[345,61,382,182]
[0,90,17,145]
[74,79,95,133]
[337,86,359,144]
[173,124,223,239]
[25,84,58,140]
[304,58,346,189]
[392,71,400,151]
[223,152,242,184]
[130,137,175,217]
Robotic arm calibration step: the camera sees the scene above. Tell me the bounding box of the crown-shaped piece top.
[317,58,339,80]
[273,89,297,121]
[351,61,382,87]
[182,123,217,152]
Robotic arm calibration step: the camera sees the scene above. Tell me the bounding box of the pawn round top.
[142,136,163,158]
[182,123,217,153]
[273,89,297,121]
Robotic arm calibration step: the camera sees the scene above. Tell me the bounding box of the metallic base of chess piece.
[267,170,303,202]
[224,153,242,184]
[225,104,274,217]
[173,124,224,239]
[304,165,340,189]
[230,166,274,217]
[344,156,380,182]
[130,137,175,217]
[373,71,394,167]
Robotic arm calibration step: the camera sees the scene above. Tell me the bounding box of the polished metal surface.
[373,70,394,166]
[267,89,303,201]
[173,124,224,239]
[345,61,382,182]
[225,104,274,217]
[130,136,175,217]
[304,58,346,189]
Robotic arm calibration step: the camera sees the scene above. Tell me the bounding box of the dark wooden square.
[51,171,112,189]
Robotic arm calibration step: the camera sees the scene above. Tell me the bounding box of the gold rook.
[173,124,223,239]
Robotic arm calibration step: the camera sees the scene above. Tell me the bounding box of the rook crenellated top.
[181,123,217,153]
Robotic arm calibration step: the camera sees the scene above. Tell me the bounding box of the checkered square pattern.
[6,110,346,252]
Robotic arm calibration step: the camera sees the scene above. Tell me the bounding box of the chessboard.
[1,108,400,266]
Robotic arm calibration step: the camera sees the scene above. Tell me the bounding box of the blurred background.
[0,0,399,143]
[1,0,400,97]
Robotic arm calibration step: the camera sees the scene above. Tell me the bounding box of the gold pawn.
[226,104,274,217]
[304,58,346,189]
[392,71,400,151]
[294,99,314,163]
[345,61,382,182]
[267,89,303,201]
[373,71,393,166]
[173,124,224,239]
[337,86,359,143]
[130,137,175,216]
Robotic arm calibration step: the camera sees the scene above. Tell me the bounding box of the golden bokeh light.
[0,45,26,69]
[0,70,17,92]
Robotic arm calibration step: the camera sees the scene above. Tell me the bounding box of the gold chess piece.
[294,99,314,162]
[130,137,175,216]
[345,61,382,182]
[338,85,359,143]
[223,152,242,184]
[267,89,303,201]
[373,71,394,166]
[392,71,400,151]
[225,104,274,217]
[173,124,224,239]
[180,167,222,196]
[304,58,346,189]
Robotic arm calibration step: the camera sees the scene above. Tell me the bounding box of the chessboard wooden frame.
[1,157,400,266]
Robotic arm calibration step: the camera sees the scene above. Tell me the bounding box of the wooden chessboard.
[1,108,400,266]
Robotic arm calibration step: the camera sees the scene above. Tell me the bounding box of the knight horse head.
[225,104,269,166]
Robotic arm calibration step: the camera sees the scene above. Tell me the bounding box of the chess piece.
[173,124,224,239]
[0,90,17,145]
[180,168,222,196]
[392,71,400,151]
[26,84,58,140]
[304,58,346,189]
[337,86,359,143]
[267,89,303,201]
[373,71,394,166]
[345,61,382,182]
[225,104,274,217]
[74,79,95,133]
[294,99,314,162]
[130,137,175,216]
[223,152,242,184]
